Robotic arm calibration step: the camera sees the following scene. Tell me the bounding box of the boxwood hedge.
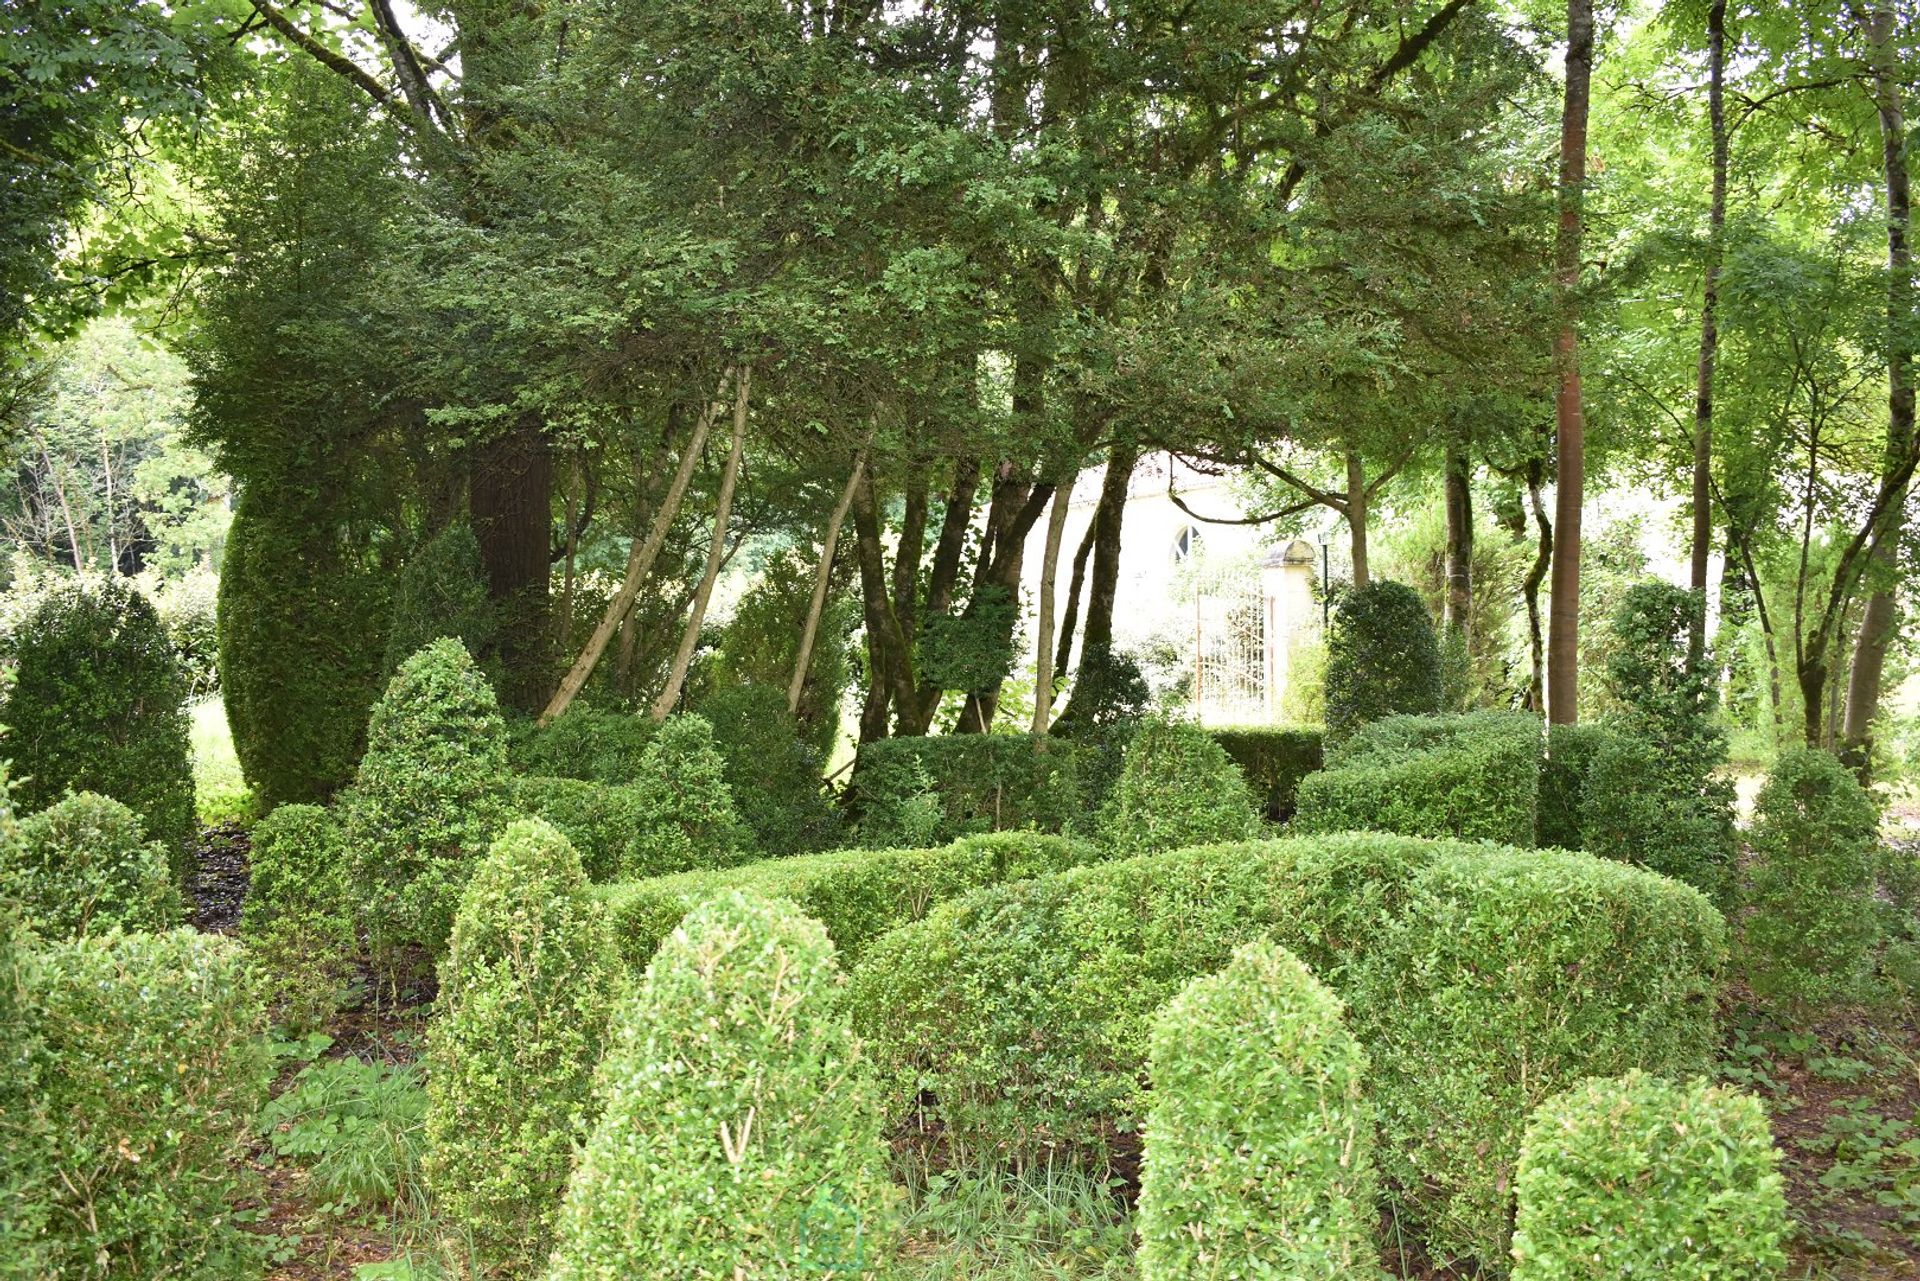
[8,792,181,939]
[850,733,1095,843]
[1208,726,1324,821]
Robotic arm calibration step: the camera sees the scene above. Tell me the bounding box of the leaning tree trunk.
[1840,0,1915,771]
[1547,0,1595,726]
[1523,462,1553,716]
[470,416,555,711]
[651,368,749,721]
[1442,443,1473,639]
[1687,0,1729,667]
[539,375,728,725]
[790,439,868,716]
[1056,444,1137,728]
[1031,478,1077,733]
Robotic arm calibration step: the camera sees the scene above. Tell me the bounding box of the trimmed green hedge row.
[849,833,1725,1268]
[507,776,651,882]
[1208,726,1325,821]
[1293,711,1542,847]
[1138,938,1379,1279]
[591,831,1101,970]
[1512,1072,1788,1280]
[850,734,1096,843]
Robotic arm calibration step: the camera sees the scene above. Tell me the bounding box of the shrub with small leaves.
[1208,726,1324,821]
[1099,715,1262,853]
[1511,1072,1788,1281]
[1,577,196,857]
[547,891,897,1279]
[382,522,497,683]
[1742,747,1881,1011]
[238,803,355,1032]
[1294,710,1541,847]
[695,683,838,856]
[8,929,272,1279]
[4,792,181,939]
[1323,579,1443,743]
[624,712,752,877]
[424,820,617,1273]
[1580,729,1735,902]
[507,708,658,784]
[1139,939,1378,1280]
[342,638,511,962]
[1536,723,1613,849]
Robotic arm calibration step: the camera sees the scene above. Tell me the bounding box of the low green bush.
[506,775,647,881]
[695,683,839,856]
[547,891,897,1278]
[239,803,355,1033]
[850,835,1724,1270]
[6,792,181,939]
[1100,715,1263,853]
[425,820,617,1274]
[851,732,1094,845]
[1293,711,1542,847]
[7,929,271,1279]
[1511,1072,1788,1281]
[1580,729,1735,902]
[1742,747,1881,1010]
[342,638,512,963]
[2,578,197,857]
[382,522,496,683]
[1138,939,1378,1280]
[1537,723,1612,849]
[1208,726,1325,821]
[1323,580,1443,742]
[506,707,657,784]
[593,830,1101,970]
[256,1055,426,1215]
[624,712,753,876]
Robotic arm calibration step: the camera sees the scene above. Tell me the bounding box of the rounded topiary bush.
[10,929,272,1280]
[5,792,181,940]
[1604,581,1714,736]
[342,637,511,961]
[1099,714,1262,854]
[1138,938,1378,1280]
[1323,579,1443,743]
[547,890,896,1279]
[1511,1072,1788,1281]
[507,708,658,784]
[424,819,616,1274]
[1580,729,1735,903]
[382,522,496,683]
[1742,747,1881,1010]
[218,485,390,807]
[695,683,837,856]
[238,803,354,1032]
[2,578,195,856]
[625,712,752,877]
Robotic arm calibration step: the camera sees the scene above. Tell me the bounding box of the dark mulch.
[187,821,252,933]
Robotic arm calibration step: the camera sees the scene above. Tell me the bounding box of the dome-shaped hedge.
[5,792,181,939]
[424,819,615,1273]
[547,890,895,1278]
[1100,715,1262,854]
[1324,580,1442,742]
[2,578,195,854]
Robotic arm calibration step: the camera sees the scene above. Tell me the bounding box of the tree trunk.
[790,441,867,715]
[1345,450,1371,590]
[471,416,555,711]
[1547,0,1595,726]
[901,458,984,735]
[1442,443,1473,639]
[1052,516,1097,691]
[1523,462,1553,715]
[1031,478,1076,733]
[851,468,919,739]
[1687,0,1728,666]
[651,367,750,721]
[1056,443,1137,728]
[1840,0,1914,771]
[538,376,727,725]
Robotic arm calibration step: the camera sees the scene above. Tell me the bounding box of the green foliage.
[592,831,1104,970]
[149,569,222,699]
[1742,747,1882,1011]
[1323,580,1443,742]
[694,683,838,856]
[506,774,648,882]
[1580,729,1736,903]
[624,712,753,877]
[217,485,390,807]
[238,803,354,1033]
[1537,723,1612,849]
[258,1054,426,1214]
[1605,581,1716,738]
[6,791,180,939]
[1053,642,1151,733]
[2,576,195,854]
[1511,1073,1788,1281]
[547,891,897,1279]
[850,835,1725,1270]
[382,523,496,683]
[1277,637,1329,725]
[6,929,271,1280]
[1293,710,1542,847]
[425,820,617,1273]
[342,638,511,962]
[1138,939,1378,1280]
[920,585,1019,694]
[1208,726,1325,821]
[852,732,1095,846]
[507,707,657,784]
[1100,715,1262,854]
[702,546,856,760]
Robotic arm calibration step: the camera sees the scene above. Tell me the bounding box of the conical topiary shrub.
[1099,715,1262,854]
[624,712,752,877]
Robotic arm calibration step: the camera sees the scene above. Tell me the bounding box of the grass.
[191,694,255,825]
[896,1156,1137,1280]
